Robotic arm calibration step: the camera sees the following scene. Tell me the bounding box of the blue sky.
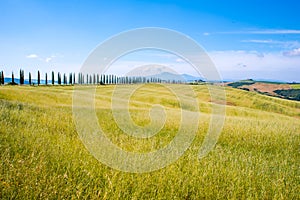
[1,0,300,81]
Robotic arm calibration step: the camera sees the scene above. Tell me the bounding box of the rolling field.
[0,84,299,199]
[290,84,300,89]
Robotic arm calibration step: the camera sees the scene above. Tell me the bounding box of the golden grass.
[0,84,299,199]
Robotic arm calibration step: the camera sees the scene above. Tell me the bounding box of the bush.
[228,81,254,88]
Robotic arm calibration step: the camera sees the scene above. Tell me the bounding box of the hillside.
[0,85,299,199]
[227,79,300,101]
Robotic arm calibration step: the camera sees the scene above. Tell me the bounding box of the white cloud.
[45,57,52,62]
[45,55,56,63]
[26,54,59,63]
[242,39,282,44]
[26,54,38,58]
[209,29,300,35]
[283,48,300,56]
[175,58,184,63]
[249,29,300,34]
[241,39,300,48]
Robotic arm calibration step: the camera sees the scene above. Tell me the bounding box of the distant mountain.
[143,72,203,82]
[126,64,203,82]
[127,65,177,77]
[181,74,203,82]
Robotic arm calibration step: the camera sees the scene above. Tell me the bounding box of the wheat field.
[0,84,299,199]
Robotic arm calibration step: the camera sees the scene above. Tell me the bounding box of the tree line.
[0,69,183,86]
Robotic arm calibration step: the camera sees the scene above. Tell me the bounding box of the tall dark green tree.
[12,71,15,84]
[106,75,109,84]
[19,69,24,85]
[80,73,83,84]
[52,71,55,85]
[45,73,48,85]
[0,71,2,85]
[78,73,81,84]
[37,70,40,85]
[69,73,72,85]
[22,70,24,84]
[73,73,75,85]
[102,74,104,84]
[58,72,61,85]
[29,72,31,85]
[63,73,66,85]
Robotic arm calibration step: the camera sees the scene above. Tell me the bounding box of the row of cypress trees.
[0,70,182,85]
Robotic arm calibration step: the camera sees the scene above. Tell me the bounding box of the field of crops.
[0,84,299,199]
[290,84,300,89]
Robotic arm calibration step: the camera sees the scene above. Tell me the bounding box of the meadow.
[290,84,300,89]
[0,84,299,199]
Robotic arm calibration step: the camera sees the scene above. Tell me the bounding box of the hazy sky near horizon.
[1,0,300,81]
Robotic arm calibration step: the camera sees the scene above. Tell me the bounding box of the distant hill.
[226,80,300,101]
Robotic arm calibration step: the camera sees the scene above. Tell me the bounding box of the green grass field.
[0,84,299,199]
[290,84,300,89]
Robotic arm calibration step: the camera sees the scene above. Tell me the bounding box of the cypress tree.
[58,72,61,85]
[69,73,72,85]
[45,73,48,85]
[101,74,104,84]
[106,75,109,84]
[20,69,23,85]
[12,71,15,84]
[29,72,31,85]
[0,71,2,85]
[52,71,55,85]
[2,71,4,85]
[63,73,66,85]
[22,70,24,84]
[73,73,75,84]
[37,70,40,85]
[78,73,81,84]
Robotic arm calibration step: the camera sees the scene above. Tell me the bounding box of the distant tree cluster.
[228,81,254,88]
[274,89,300,101]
